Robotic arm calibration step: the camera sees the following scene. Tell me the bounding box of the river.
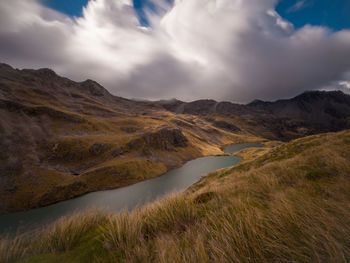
[0,142,263,233]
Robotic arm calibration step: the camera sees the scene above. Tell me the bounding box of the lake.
[0,142,263,233]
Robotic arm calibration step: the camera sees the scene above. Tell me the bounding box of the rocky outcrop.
[79,79,110,97]
[127,127,188,152]
[89,143,111,156]
[144,127,188,150]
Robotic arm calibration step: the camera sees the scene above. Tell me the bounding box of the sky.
[0,0,350,102]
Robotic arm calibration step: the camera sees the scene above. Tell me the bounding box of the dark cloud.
[1,0,350,103]
[0,0,72,69]
[116,53,196,100]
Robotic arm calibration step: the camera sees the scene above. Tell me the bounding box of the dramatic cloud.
[1,0,350,102]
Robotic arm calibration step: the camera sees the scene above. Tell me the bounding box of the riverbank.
[3,130,350,262]
[2,126,263,215]
[0,143,264,234]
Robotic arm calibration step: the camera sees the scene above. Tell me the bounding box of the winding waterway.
[0,142,263,233]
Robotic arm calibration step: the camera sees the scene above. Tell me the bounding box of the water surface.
[0,142,262,233]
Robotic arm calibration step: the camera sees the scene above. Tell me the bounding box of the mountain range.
[1,62,350,213]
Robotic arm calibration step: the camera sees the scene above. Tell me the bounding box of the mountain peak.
[79,79,110,97]
[0,63,14,70]
[21,67,58,79]
[247,99,269,107]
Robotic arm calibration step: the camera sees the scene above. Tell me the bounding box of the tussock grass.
[0,211,107,263]
[101,211,144,253]
[33,210,107,254]
[98,195,203,262]
[0,235,28,263]
[2,130,350,262]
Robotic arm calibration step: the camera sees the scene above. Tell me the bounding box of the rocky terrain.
[1,62,350,213]
[0,63,255,213]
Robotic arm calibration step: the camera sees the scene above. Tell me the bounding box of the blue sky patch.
[40,0,350,30]
[276,0,350,31]
[40,0,89,17]
[133,0,158,26]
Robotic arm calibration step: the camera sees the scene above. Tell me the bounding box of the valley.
[1,63,350,213]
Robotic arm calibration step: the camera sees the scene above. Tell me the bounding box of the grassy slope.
[2,130,350,263]
[2,99,260,212]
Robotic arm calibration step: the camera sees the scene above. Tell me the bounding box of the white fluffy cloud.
[1,0,350,102]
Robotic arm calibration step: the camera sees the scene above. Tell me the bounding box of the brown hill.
[0,63,256,213]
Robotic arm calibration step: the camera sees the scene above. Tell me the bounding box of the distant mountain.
[157,90,350,138]
[248,90,350,126]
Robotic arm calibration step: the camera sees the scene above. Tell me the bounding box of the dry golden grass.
[0,211,107,263]
[0,236,28,263]
[2,130,350,263]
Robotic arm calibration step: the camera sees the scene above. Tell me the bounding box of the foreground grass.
[2,130,350,262]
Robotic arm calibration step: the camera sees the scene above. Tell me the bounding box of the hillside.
[1,129,350,263]
[1,62,350,213]
[0,63,257,213]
